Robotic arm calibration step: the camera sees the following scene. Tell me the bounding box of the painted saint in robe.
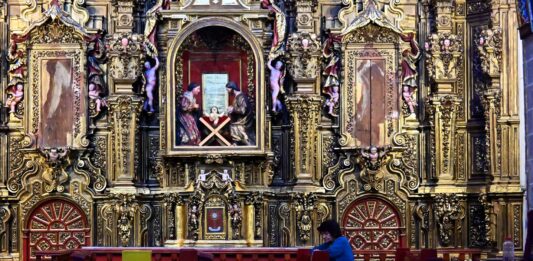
[176,83,202,145]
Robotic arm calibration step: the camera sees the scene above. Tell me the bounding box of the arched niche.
[165,17,265,156]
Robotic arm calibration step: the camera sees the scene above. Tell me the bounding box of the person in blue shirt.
[311,219,354,261]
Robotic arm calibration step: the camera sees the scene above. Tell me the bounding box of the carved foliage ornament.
[426,33,463,81]
[287,32,320,79]
[477,27,502,77]
[434,194,464,246]
[107,33,146,81]
[39,147,71,193]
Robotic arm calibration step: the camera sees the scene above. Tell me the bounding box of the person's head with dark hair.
[226,81,240,93]
[187,82,201,95]
[317,219,342,242]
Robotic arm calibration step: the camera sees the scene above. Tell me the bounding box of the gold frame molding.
[164,17,266,156]
[27,44,88,149]
[339,43,399,147]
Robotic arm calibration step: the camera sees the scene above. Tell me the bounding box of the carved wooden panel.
[25,199,90,260]
[342,198,401,251]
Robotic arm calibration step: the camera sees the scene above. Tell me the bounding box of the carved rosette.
[295,193,317,242]
[426,32,463,81]
[434,0,454,30]
[286,96,321,181]
[287,32,320,80]
[433,194,464,247]
[478,27,502,77]
[107,33,145,82]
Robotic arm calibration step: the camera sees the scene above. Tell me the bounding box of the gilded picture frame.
[164,17,266,156]
[28,44,88,149]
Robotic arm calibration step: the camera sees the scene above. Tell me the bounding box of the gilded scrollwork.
[0,206,10,252]
[39,147,71,193]
[426,32,463,81]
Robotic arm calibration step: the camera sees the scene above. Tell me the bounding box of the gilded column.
[426,0,463,181]
[107,34,145,187]
[286,0,323,187]
[478,27,502,179]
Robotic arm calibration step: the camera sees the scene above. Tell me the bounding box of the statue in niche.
[267,59,285,113]
[85,30,107,114]
[325,85,339,117]
[89,83,106,113]
[143,57,160,113]
[176,83,201,145]
[5,82,24,113]
[322,30,342,117]
[260,0,287,59]
[226,82,255,145]
[399,32,420,117]
[228,202,242,239]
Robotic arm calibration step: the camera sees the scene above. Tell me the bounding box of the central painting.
[166,23,265,155]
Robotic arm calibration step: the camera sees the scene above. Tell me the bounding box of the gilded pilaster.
[109,96,142,186]
[286,96,321,186]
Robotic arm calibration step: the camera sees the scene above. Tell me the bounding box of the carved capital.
[433,0,454,31]
[477,27,502,77]
[426,32,463,82]
[287,32,320,80]
[107,33,146,83]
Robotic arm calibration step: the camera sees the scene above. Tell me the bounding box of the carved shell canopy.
[340,0,402,36]
[16,1,89,42]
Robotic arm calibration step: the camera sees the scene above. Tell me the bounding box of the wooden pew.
[34,247,328,261]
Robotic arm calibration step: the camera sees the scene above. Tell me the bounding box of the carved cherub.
[324,85,339,117]
[360,145,391,170]
[267,59,284,113]
[143,57,160,113]
[5,83,24,113]
[399,32,420,117]
[89,83,107,113]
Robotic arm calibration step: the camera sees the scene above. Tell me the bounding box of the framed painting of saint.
[28,44,87,149]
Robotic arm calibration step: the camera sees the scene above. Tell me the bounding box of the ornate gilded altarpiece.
[0,0,525,260]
